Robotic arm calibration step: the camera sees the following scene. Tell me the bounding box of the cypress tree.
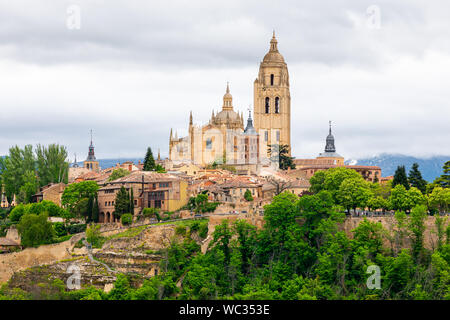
[129,188,135,215]
[86,195,94,223]
[143,147,156,171]
[408,163,427,194]
[92,197,99,223]
[114,186,130,217]
[393,165,410,190]
[434,160,450,188]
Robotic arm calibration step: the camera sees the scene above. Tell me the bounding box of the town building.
[97,171,189,223]
[32,183,66,206]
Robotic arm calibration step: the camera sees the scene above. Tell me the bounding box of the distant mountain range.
[70,154,450,183]
[345,154,449,182]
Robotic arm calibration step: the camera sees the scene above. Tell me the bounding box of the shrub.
[198,223,208,239]
[53,222,67,237]
[121,213,133,226]
[175,225,187,236]
[244,189,254,201]
[67,223,86,234]
[9,204,26,223]
[17,213,55,248]
[86,224,105,248]
[142,207,159,219]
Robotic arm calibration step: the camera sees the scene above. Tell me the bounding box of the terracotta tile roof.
[107,171,180,184]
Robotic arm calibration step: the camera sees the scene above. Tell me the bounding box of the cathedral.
[169,32,291,171]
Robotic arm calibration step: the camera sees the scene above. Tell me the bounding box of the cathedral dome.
[215,109,240,122]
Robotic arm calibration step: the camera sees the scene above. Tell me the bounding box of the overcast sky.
[0,0,449,162]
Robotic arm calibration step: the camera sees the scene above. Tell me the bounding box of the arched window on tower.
[265,97,270,113]
[270,74,274,86]
[275,97,280,113]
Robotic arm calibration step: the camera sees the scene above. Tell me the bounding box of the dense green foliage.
[1,165,449,300]
[9,201,67,223]
[244,189,253,202]
[17,213,55,248]
[393,165,410,190]
[187,193,219,213]
[61,181,99,220]
[0,144,68,204]
[121,213,133,225]
[114,186,134,218]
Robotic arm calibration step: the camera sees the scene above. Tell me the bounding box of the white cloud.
[0,0,449,161]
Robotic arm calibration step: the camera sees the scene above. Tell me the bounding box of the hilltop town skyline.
[1,1,450,160]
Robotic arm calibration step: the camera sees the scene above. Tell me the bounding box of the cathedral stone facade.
[169,33,291,169]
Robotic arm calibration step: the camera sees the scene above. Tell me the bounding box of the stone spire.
[73,153,79,168]
[244,107,257,134]
[86,129,96,161]
[189,111,193,125]
[325,121,336,153]
[157,148,161,161]
[222,82,233,111]
[270,30,278,52]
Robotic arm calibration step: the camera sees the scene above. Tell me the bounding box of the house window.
[275,97,280,113]
[265,97,270,113]
[206,138,212,150]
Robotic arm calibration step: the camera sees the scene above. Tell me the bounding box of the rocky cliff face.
[1,221,206,295]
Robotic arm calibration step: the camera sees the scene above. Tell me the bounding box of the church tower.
[84,129,100,172]
[253,32,291,157]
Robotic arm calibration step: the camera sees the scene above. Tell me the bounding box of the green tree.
[86,195,94,223]
[16,170,38,204]
[243,189,253,201]
[393,165,410,190]
[408,163,427,194]
[409,205,427,260]
[336,177,372,213]
[92,197,99,223]
[389,184,409,212]
[35,144,69,186]
[309,170,326,194]
[114,186,130,218]
[17,212,55,247]
[428,186,450,213]
[433,160,450,188]
[129,188,135,214]
[61,181,99,218]
[367,196,389,212]
[1,145,36,201]
[108,168,130,181]
[143,147,156,171]
[268,144,295,170]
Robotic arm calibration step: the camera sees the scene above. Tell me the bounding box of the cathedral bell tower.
[253,31,291,157]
